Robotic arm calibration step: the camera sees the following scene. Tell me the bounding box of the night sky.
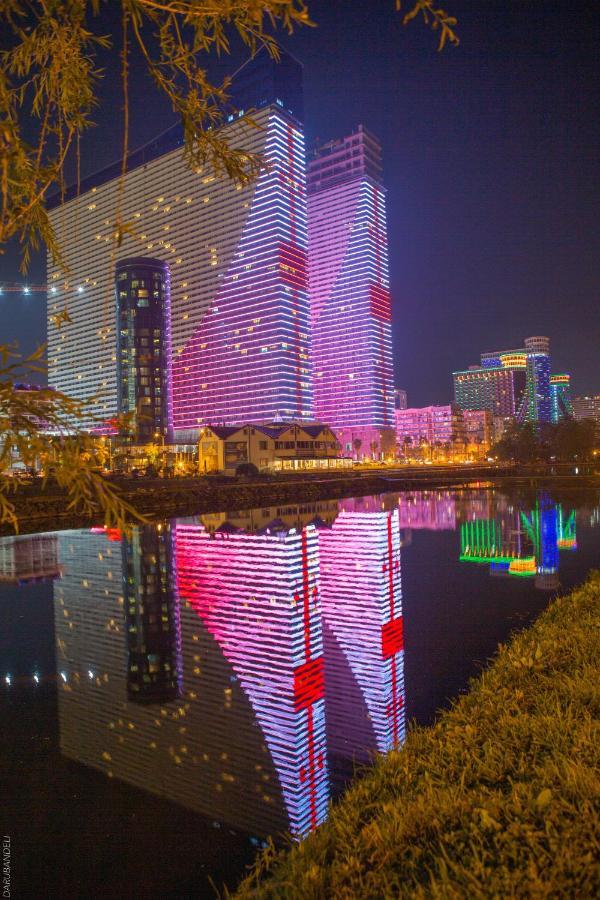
[1,0,598,402]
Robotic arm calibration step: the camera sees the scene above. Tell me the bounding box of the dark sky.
[1,0,598,402]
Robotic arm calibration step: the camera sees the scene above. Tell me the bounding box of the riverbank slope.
[236,572,600,898]
[5,464,598,535]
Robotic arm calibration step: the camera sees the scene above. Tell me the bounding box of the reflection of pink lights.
[174,523,327,838]
[319,508,405,759]
[397,492,457,530]
[89,526,122,542]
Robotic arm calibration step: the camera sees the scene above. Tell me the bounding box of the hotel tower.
[47,50,312,437]
[307,125,395,451]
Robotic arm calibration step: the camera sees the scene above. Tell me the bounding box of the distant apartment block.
[395,404,466,450]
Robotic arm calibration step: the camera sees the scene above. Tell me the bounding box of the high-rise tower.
[524,336,552,423]
[115,257,171,443]
[307,126,394,447]
[47,50,311,436]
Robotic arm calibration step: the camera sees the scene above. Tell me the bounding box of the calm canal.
[1,486,598,897]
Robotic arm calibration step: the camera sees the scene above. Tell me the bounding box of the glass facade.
[115,257,171,443]
[47,52,311,436]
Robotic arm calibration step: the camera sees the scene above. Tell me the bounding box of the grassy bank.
[237,572,600,898]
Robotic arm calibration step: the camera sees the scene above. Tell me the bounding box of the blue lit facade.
[524,336,552,424]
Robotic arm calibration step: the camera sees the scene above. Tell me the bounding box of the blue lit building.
[453,335,554,425]
[523,336,552,424]
[550,374,573,422]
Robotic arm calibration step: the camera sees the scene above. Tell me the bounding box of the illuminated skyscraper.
[47,50,312,435]
[307,126,394,446]
[453,353,527,418]
[524,336,552,423]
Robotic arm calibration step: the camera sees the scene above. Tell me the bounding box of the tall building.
[115,257,171,443]
[523,336,552,423]
[307,125,394,446]
[453,337,554,424]
[47,50,312,436]
[550,374,573,423]
[454,352,527,418]
[572,395,600,425]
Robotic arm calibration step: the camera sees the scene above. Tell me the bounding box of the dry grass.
[236,572,600,898]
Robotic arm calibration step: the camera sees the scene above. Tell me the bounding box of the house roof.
[204,425,241,440]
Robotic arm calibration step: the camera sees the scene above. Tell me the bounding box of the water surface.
[1,487,598,897]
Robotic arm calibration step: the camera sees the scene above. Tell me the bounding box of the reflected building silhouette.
[398,491,457,531]
[54,527,293,839]
[122,525,182,704]
[51,499,411,842]
[318,502,405,790]
[0,533,61,584]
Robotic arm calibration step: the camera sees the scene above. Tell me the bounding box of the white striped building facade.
[47,105,312,436]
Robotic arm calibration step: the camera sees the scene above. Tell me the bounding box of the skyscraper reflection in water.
[122,525,182,704]
[318,499,405,791]
[51,502,407,841]
[174,519,328,838]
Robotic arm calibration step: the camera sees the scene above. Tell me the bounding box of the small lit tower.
[115,257,171,443]
[550,374,573,422]
[524,336,552,424]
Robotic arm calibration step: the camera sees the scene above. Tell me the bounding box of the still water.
[1,487,598,897]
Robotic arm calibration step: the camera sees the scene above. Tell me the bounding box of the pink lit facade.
[307,126,394,446]
[47,105,312,435]
[172,109,312,434]
[395,404,466,449]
